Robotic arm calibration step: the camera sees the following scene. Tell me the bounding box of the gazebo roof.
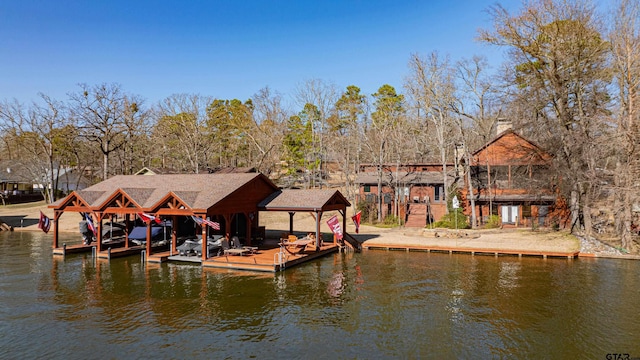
[258,189,351,212]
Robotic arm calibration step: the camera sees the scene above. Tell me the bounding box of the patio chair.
[224,236,252,256]
[233,236,258,253]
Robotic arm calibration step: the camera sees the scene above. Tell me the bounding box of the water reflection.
[2,232,640,358]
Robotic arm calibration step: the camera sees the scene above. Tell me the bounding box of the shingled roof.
[53,173,278,212]
[259,189,351,212]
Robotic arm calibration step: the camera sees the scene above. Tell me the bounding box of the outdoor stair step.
[405,214,427,228]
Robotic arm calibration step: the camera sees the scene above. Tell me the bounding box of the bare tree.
[153,93,212,173]
[610,0,640,250]
[0,94,69,202]
[365,84,405,222]
[118,97,150,175]
[69,83,138,180]
[405,52,458,212]
[294,79,339,188]
[250,86,288,174]
[451,56,502,228]
[479,0,611,235]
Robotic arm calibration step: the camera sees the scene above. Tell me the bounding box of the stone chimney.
[496,118,513,135]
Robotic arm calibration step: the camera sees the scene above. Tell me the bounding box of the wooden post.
[145,220,152,257]
[96,212,104,249]
[340,208,346,246]
[245,212,253,246]
[200,215,207,261]
[224,213,232,238]
[171,215,178,254]
[125,213,130,249]
[53,211,61,249]
[315,211,323,249]
[95,213,102,253]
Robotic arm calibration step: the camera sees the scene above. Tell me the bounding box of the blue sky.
[1,1,514,107]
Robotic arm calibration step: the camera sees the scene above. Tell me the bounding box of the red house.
[461,121,556,227]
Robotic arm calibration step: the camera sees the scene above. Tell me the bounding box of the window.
[364,185,371,193]
[434,185,444,202]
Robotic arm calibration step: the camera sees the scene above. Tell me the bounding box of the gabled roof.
[470,130,552,166]
[51,173,278,213]
[259,189,351,212]
[134,167,182,175]
[0,160,35,183]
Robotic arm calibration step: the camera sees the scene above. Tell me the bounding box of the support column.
[145,220,152,257]
[96,212,105,249]
[171,215,178,254]
[244,212,253,246]
[95,213,102,253]
[53,211,61,249]
[200,215,207,261]
[125,213,130,249]
[288,212,295,235]
[340,208,346,246]
[315,211,323,249]
[224,213,233,238]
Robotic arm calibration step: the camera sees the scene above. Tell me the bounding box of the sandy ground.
[2,201,635,258]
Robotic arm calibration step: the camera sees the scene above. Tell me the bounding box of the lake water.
[1,231,639,359]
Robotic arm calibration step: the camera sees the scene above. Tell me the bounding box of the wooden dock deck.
[54,237,341,271]
[53,242,146,259]
[53,243,94,255]
[363,243,579,259]
[148,243,340,272]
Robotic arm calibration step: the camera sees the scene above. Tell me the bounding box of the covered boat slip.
[49,174,353,271]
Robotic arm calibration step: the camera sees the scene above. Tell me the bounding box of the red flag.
[38,211,51,234]
[351,211,361,234]
[138,212,161,224]
[326,215,343,240]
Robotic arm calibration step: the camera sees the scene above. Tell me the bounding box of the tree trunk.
[464,151,477,229]
[570,188,580,232]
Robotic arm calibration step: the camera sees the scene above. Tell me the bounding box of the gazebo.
[258,188,352,249]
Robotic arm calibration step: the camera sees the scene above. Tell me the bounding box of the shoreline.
[1,202,637,261]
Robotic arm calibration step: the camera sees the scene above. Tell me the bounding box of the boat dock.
[147,243,340,272]
[363,243,579,259]
[53,242,147,259]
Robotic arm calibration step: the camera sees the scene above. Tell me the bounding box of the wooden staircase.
[342,233,362,252]
[405,203,427,228]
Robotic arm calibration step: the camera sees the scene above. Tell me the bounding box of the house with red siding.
[461,121,556,227]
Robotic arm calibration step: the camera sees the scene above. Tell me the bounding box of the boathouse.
[49,173,353,271]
